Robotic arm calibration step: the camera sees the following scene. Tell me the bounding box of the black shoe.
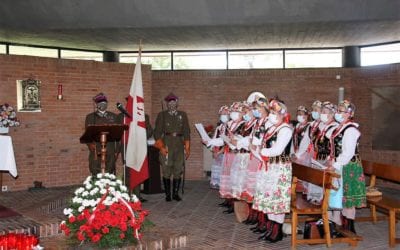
[259,221,274,240]
[172,178,182,201]
[163,178,172,202]
[218,200,229,207]
[348,219,356,234]
[223,206,234,214]
[253,225,267,234]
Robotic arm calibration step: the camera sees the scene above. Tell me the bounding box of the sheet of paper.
[311,158,326,169]
[195,123,211,142]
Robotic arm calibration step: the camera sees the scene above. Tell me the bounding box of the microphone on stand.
[116,102,132,118]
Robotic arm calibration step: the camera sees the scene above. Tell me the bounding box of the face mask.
[311,111,320,120]
[220,115,229,123]
[334,113,344,123]
[230,112,240,121]
[297,115,305,123]
[96,102,108,112]
[167,101,177,111]
[320,114,329,123]
[243,114,251,122]
[252,109,261,118]
[268,113,278,125]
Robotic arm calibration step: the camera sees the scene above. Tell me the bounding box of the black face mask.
[167,101,177,112]
[96,102,108,112]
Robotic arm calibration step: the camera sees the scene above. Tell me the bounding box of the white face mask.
[268,113,278,125]
[320,114,329,123]
[334,113,344,123]
[311,111,320,120]
[230,112,240,121]
[297,115,305,123]
[243,114,251,122]
[220,114,229,123]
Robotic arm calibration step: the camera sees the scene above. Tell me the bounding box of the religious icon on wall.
[16,78,42,111]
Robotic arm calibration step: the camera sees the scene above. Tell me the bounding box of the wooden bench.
[360,160,400,248]
[290,162,361,248]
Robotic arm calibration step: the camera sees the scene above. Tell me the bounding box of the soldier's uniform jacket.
[154,110,190,148]
[154,110,190,178]
[85,111,120,175]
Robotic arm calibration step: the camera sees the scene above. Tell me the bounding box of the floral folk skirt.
[252,161,292,214]
[342,161,367,208]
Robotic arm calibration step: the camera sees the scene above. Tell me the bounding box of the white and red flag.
[124,47,149,189]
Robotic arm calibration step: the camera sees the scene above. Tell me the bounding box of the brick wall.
[152,65,400,179]
[1,53,399,191]
[0,54,152,191]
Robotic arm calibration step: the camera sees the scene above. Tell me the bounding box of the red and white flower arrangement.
[0,103,20,128]
[60,173,149,248]
[0,233,41,249]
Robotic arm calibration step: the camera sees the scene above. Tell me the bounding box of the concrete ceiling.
[0,0,399,51]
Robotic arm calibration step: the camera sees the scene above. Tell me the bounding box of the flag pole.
[123,115,127,186]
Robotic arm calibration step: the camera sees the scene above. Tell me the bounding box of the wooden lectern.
[80,124,128,173]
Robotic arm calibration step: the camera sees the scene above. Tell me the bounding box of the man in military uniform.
[154,93,190,202]
[85,93,119,175]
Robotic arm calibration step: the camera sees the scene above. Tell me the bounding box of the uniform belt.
[165,132,183,137]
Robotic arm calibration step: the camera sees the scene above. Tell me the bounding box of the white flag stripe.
[126,50,147,171]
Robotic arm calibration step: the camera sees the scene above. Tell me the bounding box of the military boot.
[163,178,172,202]
[172,178,182,201]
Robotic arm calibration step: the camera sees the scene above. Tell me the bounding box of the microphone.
[116,102,132,118]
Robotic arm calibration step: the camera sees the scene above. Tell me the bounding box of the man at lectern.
[85,93,119,175]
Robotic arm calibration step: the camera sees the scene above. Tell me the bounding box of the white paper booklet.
[195,123,211,142]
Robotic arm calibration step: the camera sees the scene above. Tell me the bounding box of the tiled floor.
[0,180,399,249]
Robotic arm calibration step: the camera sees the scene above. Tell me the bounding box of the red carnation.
[77,232,85,241]
[102,227,110,234]
[120,233,125,239]
[77,213,85,221]
[68,215,76,223]
[119,222,128,232]
[92,234,101,243]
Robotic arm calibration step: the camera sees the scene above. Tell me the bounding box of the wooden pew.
[360,160,400,248]
[290,162,361,248]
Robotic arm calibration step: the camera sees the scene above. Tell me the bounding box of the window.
[228,50,283,69]
[61,50,103,61]
[0,44,6,54]
[9,45,58,58]
[173,51,226,70]
[285,49,342,68]
[361,43,400,66]
[119,52,171,70]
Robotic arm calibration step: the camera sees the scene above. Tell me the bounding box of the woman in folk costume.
[230,102,257,199]
[206,105,230,189]
[291,106,311,161]
[218,101,246,213]
[242,97,271,226]
[327,100,366,233]
[251,99,293,243]
[307,101,339,203]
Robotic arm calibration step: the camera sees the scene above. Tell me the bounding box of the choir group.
[204,92,366,243]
